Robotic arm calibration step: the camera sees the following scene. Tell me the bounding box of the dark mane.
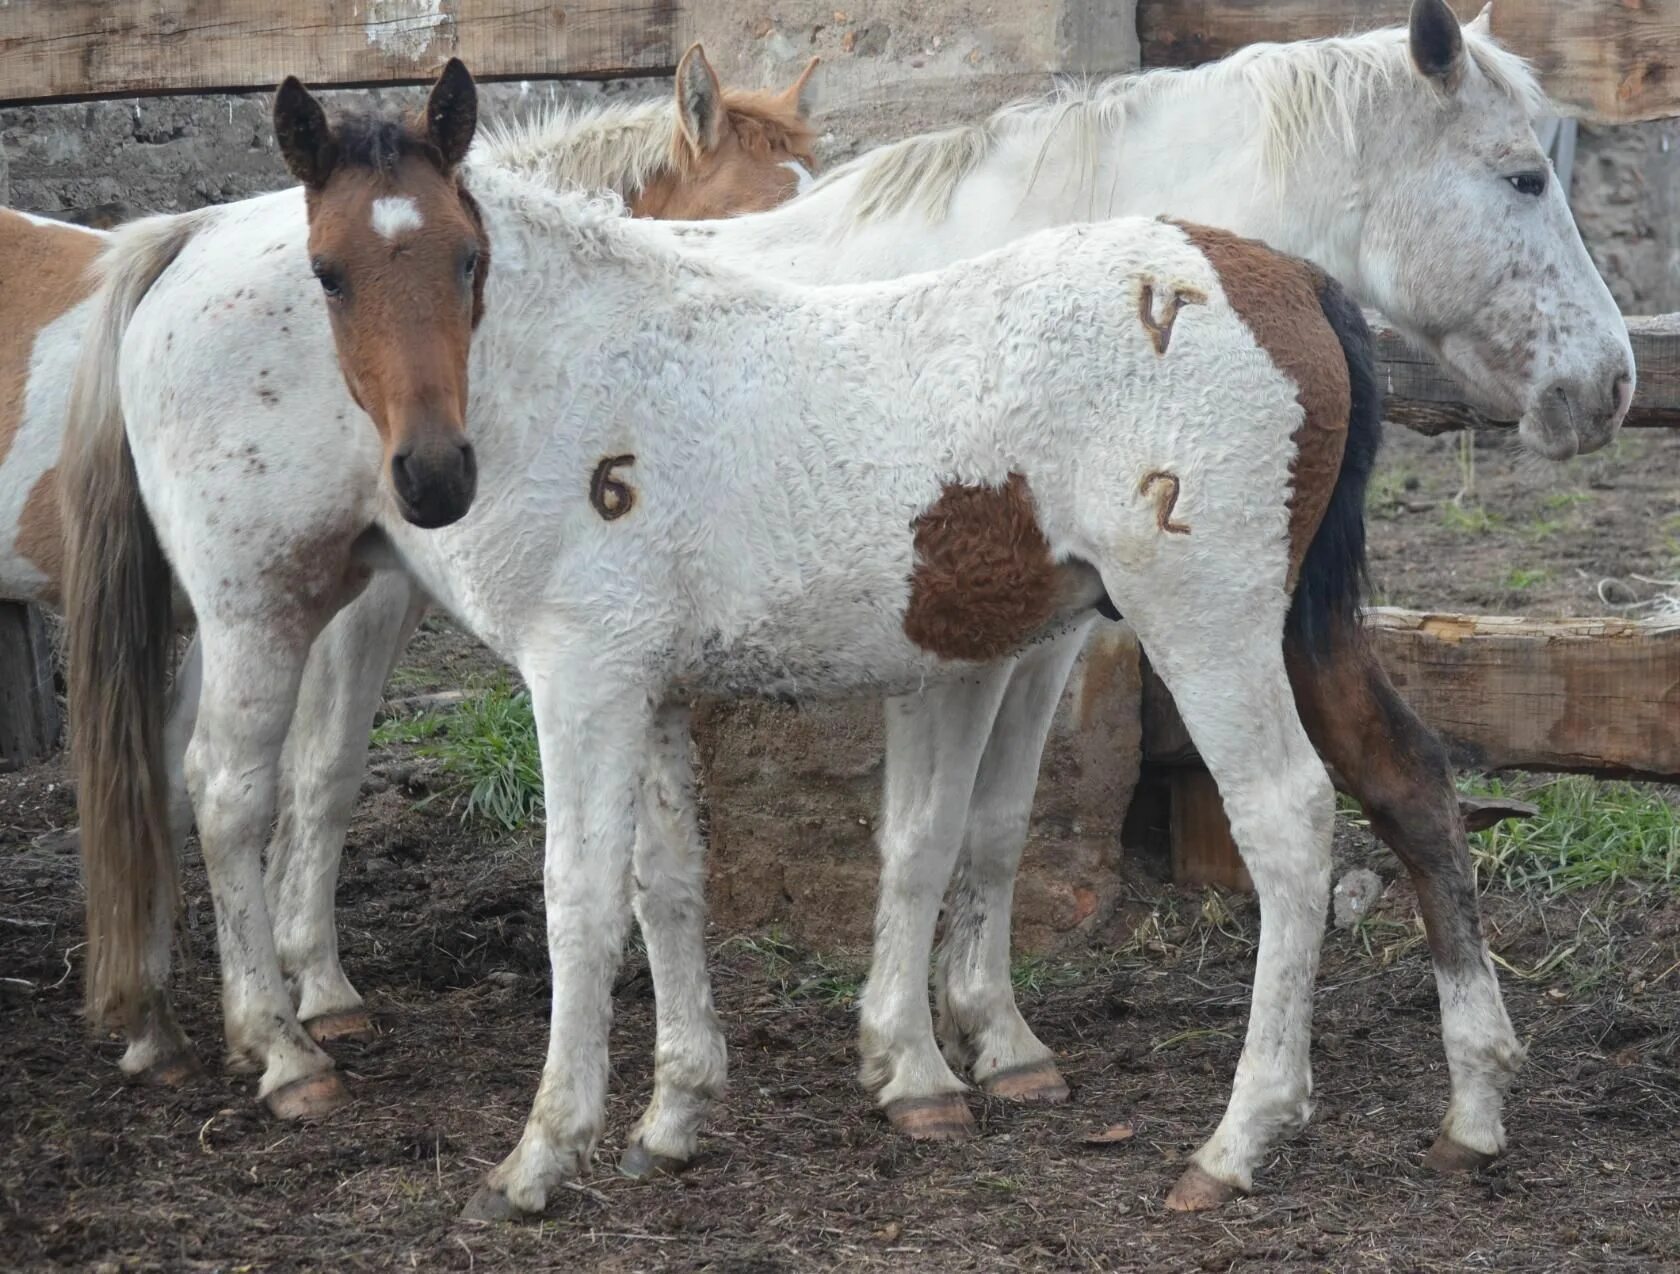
[329,112,447,175]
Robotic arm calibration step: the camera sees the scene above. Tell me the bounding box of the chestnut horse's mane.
[473,89,814,200]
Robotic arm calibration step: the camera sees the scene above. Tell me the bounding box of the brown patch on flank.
[0,211,102,469]
[16,466,64,604]
[1173,222,1349,585]
[903,473,1060,663]
[1136,280,1207,355]
[1138,470,1191,535]
[589,454,636,521]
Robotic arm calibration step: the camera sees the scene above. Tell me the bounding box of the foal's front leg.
[863,671,1012,1140]
[465,664,651,1220]
[621,703,727,1178]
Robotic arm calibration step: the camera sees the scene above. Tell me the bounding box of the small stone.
[1332,867,1383,929]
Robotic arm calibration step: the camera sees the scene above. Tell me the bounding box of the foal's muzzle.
[390,435,478,528]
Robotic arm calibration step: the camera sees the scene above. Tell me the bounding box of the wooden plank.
[1170,767,1251,892]
[1368,609,1680,781]
[0,1,682,106]
[1374,315,1680,435]
[1136,1,1680,124]
[1144,609,1680,781]
[0,602,60,770]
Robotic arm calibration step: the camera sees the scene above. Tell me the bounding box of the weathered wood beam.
[1374,315,1680,435]
[1137,1,1680,124]
[1145,608,1680,782]
[0,1,683,106]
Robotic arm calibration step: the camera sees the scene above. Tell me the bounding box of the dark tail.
[1286,274,1382,659]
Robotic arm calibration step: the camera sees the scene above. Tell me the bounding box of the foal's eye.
[313,264,345,300]
[1507,171,1547,198]
[462,249,480,280]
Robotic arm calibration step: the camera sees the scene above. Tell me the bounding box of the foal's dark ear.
[675,43,724,155]
[273,76,337,189]
[426,58,479,170]
[1408,0,1466,89]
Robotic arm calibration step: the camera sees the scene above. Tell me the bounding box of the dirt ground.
[1,427,1677,1272]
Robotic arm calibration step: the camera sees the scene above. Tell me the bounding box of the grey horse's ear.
[1468,3,1493,35]
[1409,0,1467,90]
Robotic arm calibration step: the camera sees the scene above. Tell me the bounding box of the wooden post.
[0,603,60,770]
[1169,767,1251,892]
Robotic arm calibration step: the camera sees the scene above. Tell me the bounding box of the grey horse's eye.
[1507,171,1547,198]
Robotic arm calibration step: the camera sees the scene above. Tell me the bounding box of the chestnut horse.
[38,49,817,1074]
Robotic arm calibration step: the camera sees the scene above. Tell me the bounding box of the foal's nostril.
[458,442,478,486]
[389,449,417,501]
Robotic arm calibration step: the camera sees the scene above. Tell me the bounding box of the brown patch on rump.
[1136,281,1207,356]
[1138,470,1191,535]
[1173,222,1349,585]
[16,466,64,603]
[903,474,1060,663]
[0,211,102,469]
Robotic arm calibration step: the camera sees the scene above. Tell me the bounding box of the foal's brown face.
[274,61,489,529]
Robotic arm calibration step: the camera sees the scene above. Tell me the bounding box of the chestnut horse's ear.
[273,76,336,189]
[779,56,821,116]
[427,58,479,170]
[1408,0,1466,89]
[675,43,724,155]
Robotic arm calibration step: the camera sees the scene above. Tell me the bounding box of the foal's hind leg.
[266,572,427,1044]
[121,636,203,1086]
[1287,629,1522,1170]
[863,671,1012,1139]
[1109,564,1334,1207]
[621,704,727,1179]
[935,622,1091,1103]
[188,620,344,1117]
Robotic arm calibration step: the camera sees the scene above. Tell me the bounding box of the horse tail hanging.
[61,210,205,1030]
[1285,273,1382,659]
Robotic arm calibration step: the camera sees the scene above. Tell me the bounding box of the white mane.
[472,97,681,199]
[833,22,1547,225]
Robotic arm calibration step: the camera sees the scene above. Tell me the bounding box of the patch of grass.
[723,930,864,1007]
[1462,775,1680,896]
[1366,467,1419,517]
[373,683,543,831]
[1542,490,1592,513]
[1009,954,1085,996]
[1502,566,1551,591]
[1441,502,1502,535]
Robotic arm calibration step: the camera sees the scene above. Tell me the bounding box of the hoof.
[885,1092,975,1142]
[1166,1164,1244,1212]
[461,1182,524,1223]
[620,1139,690,1180]
[1423,1133,1498,1174]
[264,1070,350,1121]
[981,1059,1070,1105]
[304,1009,376,1045]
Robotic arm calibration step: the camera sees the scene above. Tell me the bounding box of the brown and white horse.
[31,49,818,1079]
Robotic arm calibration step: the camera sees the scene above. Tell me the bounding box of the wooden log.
[1137,1,1680,124]
[1169,767,1251,892]
[1144,609,1680,885]
[1373,315,1680,435]
[0,1,682,106]
[1146,609,1680,780]
[0,602,60,770]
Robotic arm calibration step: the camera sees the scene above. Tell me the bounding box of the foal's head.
[274,60,488,529]
[629,43,820,219]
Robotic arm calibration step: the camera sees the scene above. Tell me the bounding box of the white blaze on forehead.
[371,196,425,241]
[780,160,815,195]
